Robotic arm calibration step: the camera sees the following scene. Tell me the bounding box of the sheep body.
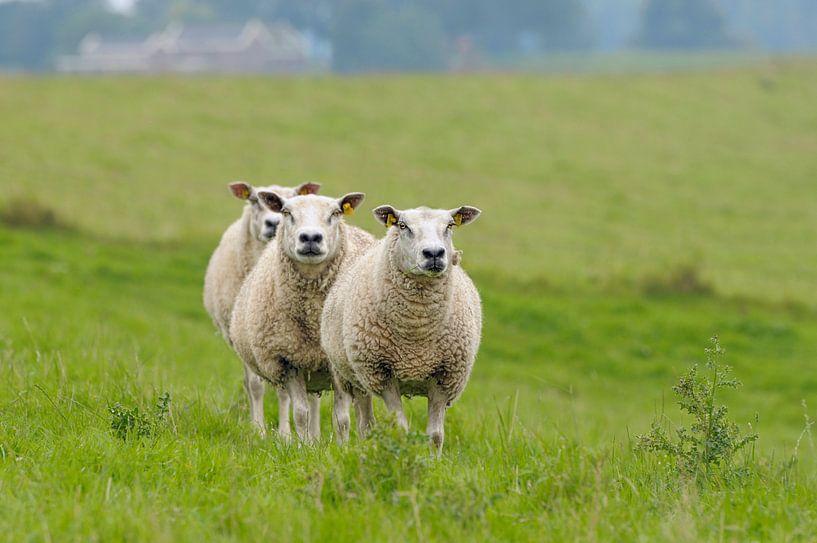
[232,225,374,385]
[322,205,482,450]
[203,204,266,341]
[230,192,373,440]
[204,182,319,437]
[203,184,308,342]
[323,227,482,402]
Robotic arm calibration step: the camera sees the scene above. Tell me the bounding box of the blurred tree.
[133,0,213,26]
[53,2,147,53]
[332,0,447,72]
[270,0,334,35]
[0,2,54,69]
[0,0,137,70]
[584,0,640,51]
[636,0,733,49]
[6,0,815,71]
[134,0,334,34]
[511,0,592,50]
[0,0,596,71]
[720,0,817,51]
[417,0,591,53]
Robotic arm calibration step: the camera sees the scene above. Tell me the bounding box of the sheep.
[321,204,482,452]
[229,191,375,442]
[203,180,320,437]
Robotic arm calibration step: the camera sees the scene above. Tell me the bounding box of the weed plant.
[637,337,758,482]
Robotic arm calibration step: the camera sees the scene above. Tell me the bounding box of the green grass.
[2,61,817,541]
[2,60,817,303]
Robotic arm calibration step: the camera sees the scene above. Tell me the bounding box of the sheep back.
[203,207,261,342]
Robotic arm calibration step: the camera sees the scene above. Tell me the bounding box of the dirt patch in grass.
[641,263,713,297]
[0,198,73,231]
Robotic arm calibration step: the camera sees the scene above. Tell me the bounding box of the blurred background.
[1,0,816,74]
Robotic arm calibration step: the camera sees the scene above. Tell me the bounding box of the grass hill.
[1,61,816,540]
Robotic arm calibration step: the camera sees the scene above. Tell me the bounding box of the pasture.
[1,61,817,541]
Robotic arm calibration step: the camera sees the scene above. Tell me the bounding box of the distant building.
[58,19,324,74]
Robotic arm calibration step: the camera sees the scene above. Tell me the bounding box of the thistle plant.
[637,336,758,479]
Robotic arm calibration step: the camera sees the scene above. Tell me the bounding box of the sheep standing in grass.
[230,191,374,441]
[321,205,482,452]
[204,181,320,437]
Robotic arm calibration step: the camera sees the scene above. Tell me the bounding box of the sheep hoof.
[335,419,350,444]
[429,432,444,454]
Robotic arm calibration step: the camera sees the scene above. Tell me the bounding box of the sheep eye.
[281,209,291,217]
[398,222,408,230]
[332,209,343,218]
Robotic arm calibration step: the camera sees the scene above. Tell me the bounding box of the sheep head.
[229,181,320,242]
[258,191,365,265]
[373,205,480,278]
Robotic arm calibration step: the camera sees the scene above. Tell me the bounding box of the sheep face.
[257,192,365,265]
[230,182,320,242]
[373,205,481,278]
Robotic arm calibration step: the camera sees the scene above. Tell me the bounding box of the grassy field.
[1,60,817,541]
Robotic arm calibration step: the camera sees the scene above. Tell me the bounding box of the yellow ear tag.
[298,188,310,195]
[342,202,354,216]
[240,186,251,200]
[386,214,397,227]
[453,213,463,226]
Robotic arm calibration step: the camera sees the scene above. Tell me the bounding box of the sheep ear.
[295,182,321,195]
[450,206,481,226]
[229,182,254,201]
[257,191,285,212]
[338,192,365,217]
[373,205,399,227]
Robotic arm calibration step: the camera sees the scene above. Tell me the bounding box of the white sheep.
[229,191,375,442]
[321,205,482,452]
[203,181,320,437]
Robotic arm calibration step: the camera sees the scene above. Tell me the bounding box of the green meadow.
[1,61,816,541]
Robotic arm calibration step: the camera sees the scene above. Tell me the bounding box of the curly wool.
[203,204,267,343]
[322,227,482,404]
[230,224,375,391]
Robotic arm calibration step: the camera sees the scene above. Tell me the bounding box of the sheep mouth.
[421,261,446,274]
[297,247,324,257]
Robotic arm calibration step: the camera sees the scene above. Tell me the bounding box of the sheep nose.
[422,247,446,259]
[299,231,323,244]
[265,218,279,228]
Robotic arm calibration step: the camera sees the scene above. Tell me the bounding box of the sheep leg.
[332,386,353,444]
[354,393,375,438]
[427,380,447,455]
[243,364,267,437]
[381,381,409,430]
[286,374,312,442]
[276,385,291,439]
[308,393,321,441]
